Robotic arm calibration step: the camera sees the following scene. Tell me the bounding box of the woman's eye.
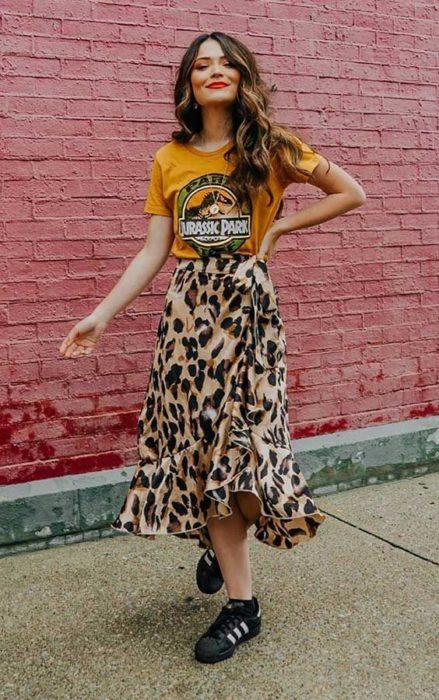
[195,62,233,69]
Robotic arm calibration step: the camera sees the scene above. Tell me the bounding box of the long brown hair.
[171,31,330,218]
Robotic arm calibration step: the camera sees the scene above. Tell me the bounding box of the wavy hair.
[171,31,330,219]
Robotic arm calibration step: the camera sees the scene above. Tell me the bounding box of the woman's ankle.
[226,597,257,614]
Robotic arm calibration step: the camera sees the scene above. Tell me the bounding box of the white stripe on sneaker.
[204,551,213,565]
[240,621,249,634]
[233,626,242,639]
[226,632,236,644]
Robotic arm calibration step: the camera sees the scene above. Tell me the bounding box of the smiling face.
[190,38,241,109]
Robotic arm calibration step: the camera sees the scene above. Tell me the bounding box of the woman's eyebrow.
[195,55,227,61]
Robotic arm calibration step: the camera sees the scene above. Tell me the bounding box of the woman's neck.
[190,112,234,149]
[190,133,234,149]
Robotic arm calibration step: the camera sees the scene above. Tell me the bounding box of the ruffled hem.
[110,397,326,551]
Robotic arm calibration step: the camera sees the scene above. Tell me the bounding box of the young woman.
[59,32,366,664]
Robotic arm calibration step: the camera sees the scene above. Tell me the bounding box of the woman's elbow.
[348,186,367,208]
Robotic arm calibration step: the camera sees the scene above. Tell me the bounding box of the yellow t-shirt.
[143,135,322,259]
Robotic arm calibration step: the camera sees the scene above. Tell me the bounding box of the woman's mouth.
[207,82,229,89]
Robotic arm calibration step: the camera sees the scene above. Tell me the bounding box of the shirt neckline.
[183,138,235,157]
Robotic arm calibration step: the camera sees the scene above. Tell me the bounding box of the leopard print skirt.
[110,253,326,550]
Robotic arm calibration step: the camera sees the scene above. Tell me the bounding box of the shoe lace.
[208,606,247,640]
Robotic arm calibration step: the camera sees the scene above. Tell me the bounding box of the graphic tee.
[143,135,323,259]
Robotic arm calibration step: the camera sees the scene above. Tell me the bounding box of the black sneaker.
[196,548,224,594]
[194,596,261,664]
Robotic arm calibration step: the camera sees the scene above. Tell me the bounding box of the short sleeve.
[295,136,322,175]
[143,154,172,216]
[276,134,323,187]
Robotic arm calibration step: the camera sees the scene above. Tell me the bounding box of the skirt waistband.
[175,253,268,275]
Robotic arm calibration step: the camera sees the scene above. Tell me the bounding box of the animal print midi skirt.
[110,253,326,550]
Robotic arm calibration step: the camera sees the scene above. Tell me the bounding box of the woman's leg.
[235,491,262,524]
[206,491,261,599]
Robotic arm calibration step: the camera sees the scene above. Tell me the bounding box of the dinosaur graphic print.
[177,172,252,258]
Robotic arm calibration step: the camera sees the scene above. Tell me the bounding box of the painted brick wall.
[1,1,438,485]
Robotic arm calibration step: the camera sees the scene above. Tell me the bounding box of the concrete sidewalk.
[1,473,437,700]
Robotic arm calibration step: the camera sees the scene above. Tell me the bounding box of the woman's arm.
[59,214,174,358]
[91,214,174,325]
[259,160,366,258]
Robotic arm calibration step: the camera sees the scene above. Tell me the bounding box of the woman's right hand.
[59,313,109,359]
[257,224,283,262]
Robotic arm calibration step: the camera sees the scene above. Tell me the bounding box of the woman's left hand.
[256,225,283,262]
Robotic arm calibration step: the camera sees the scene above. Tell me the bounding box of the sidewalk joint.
[318,510,439,566]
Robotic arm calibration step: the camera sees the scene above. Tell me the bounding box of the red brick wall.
[1,1,438,484]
